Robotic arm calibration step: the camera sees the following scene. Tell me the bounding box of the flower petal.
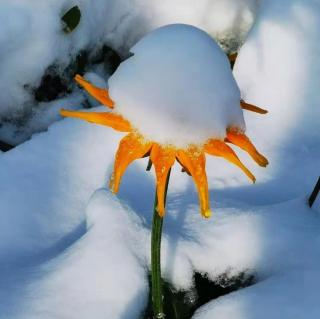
[75,74,114,108]
[228,52,238,63]
[204,139,256,183]
[150,144,176,217]
[110,133,152,193]
[226,129,269,167]
[60,109,131,132]
[176,148,211,218]
[240,100,268,114]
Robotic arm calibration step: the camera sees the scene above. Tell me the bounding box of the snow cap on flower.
[109,24,245,148]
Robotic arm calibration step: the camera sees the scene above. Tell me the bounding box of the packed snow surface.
[109,24,244,147]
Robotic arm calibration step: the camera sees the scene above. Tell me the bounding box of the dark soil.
[143,271,255,319]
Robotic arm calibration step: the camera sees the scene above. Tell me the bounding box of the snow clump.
[109,24,245,148]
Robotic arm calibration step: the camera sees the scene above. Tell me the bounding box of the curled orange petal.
[110,133,152,193]
[228,52,238,63]
[240,100,268,114]
[150,144,176,217]
[204,139,256,183]
[176,147,211,218]
[226,129,269,167]
[60,109,131,132]
[75,74,114,108]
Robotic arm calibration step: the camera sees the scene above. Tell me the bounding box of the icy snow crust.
[109,24,244,147]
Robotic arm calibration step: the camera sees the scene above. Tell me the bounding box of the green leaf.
[61,6,81,34]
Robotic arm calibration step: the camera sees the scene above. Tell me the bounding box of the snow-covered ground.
[0,0,320,318]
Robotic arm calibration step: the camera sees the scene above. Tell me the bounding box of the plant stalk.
[151,169,171,319]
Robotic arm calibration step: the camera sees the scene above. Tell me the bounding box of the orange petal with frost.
[226,129,269,167]
[110,133,152,193]
[176,147,211,218]
[75,74,114,108]
[60,109,131,132]
[204,139,256,183]
[240,100,268,114]
[150,144,176,217]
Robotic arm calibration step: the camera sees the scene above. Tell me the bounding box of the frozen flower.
[61,24,268,218]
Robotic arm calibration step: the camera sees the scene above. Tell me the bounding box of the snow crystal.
[109,24,245,147]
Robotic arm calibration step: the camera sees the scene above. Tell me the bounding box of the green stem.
[151,169,171,319]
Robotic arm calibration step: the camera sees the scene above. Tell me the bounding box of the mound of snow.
[109,24,244,147]
[0,107,121,261]
[0,191,148,319]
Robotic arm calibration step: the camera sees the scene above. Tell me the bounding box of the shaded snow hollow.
[109,24,244,147]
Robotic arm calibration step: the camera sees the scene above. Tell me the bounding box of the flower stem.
[151,169,171,319]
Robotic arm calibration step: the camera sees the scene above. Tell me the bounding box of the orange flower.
[61,75,268,218]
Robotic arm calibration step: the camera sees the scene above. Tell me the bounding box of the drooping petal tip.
[150,144,176,217]
[240,100,268,114]
[74,74,115,108]
[60,108,70,117]
[176,148,211,217]
[226,130,269,167]
[109,133,152,194]
[204,139,256,183]
[203,209,212,219]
